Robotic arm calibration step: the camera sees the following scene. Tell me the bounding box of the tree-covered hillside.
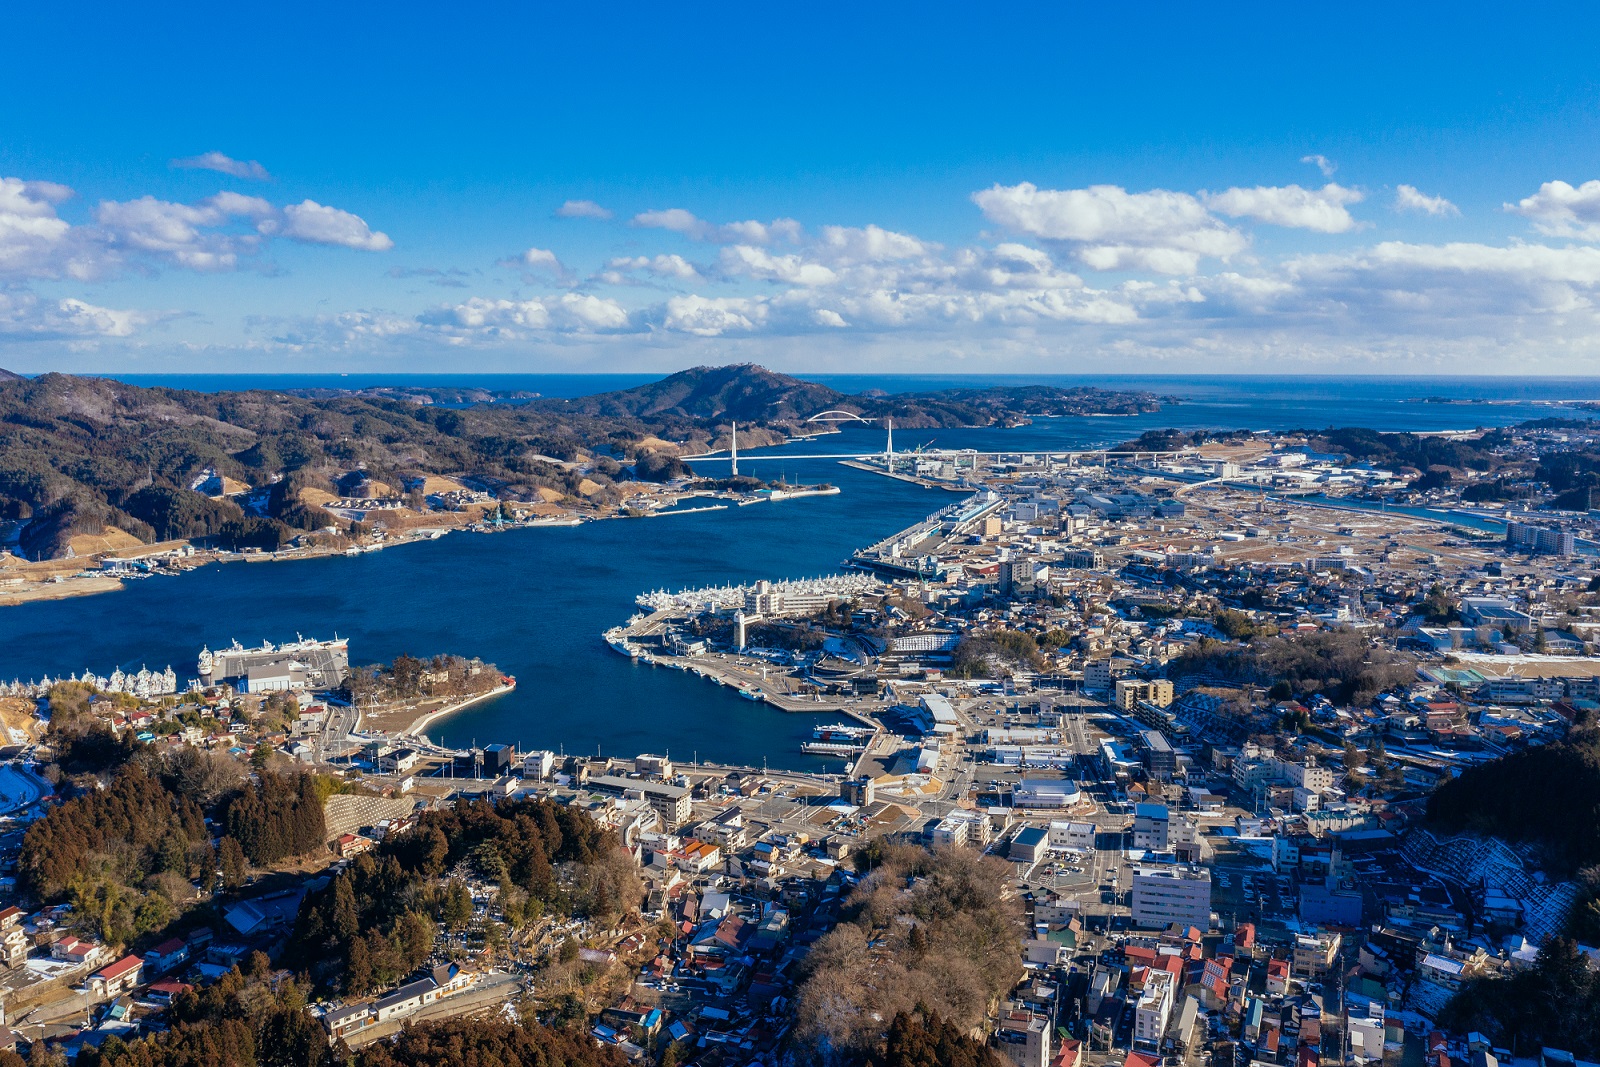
[0,365,1164,558]
[1426,728,1600,874]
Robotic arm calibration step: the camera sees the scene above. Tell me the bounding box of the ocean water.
[2,375,1597,768]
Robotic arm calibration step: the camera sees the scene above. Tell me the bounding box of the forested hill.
[546,363,842,421]
[1425,728,1600,875]
[0,365,1165,559]
[544,363,1168,427]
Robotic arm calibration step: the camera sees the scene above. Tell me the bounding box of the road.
[0,762,50,815]
[319,702,362,759]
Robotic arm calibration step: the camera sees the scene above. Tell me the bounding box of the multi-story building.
[1507,522,1576,557]
[841,776,877,806]
[1115,678,1174,710]
[1131,866,1212,929]
[1276,757,1333,792]
[1133,803,1170,851]
[993,1012,1051,1067]
[999,558,1036,597]
[1009,826,1050,863]
[1292,931,1341,977]
[1083,658,1114,691]
[587,774,692,828]
[1134,970,1176,1048]
[1171,814,1201,862]
[931,808,992,850]
[1139,729,1177,781]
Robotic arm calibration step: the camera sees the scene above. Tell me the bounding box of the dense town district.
[3,421,1600,1065]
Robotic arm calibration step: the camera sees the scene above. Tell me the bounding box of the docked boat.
[812,723,876,744]
[801,740,865,755]
[603,627,636,656]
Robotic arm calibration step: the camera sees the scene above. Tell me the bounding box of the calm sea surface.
[4,375,1597,769]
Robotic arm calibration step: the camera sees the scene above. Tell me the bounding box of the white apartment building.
[931,808,993,850]
[1134,970,1176,1048]
[1131,866,1212,929]
[1277,757,1333,792]
[1171,814,1200,861]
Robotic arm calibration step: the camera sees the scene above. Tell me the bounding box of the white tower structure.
[885,417,894,472]
[731,421,738,478]
[735,609,747,651]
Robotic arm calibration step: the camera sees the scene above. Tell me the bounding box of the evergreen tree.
[220,836,247,889]
[442,879,473,931]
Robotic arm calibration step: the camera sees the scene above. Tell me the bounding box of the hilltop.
[546,364,842,422]
[554,364,1167,428]
[0,365,1164,559]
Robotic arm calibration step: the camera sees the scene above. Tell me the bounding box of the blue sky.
[7,2,1600,374]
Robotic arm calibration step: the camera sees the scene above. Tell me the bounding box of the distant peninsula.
[0,364,1169,563]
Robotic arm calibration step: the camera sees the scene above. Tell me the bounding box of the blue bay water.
[3,375,1598,769]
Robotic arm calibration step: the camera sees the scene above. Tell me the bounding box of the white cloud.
[0,288,158,342]
[632,209,802,244]
[33,167,1600,373]
[816,225,928,263]
[606,254,701,281]
[422,297,551,335]
[96,193,273,271]
[171,152,271,182]
[1394,185,1460,217]
[1301,154,1336,178]
[664,294,766,335]
[972,182,1246,274]
[411,293,632,341]
[1072,245,1210,275]
[1205,183,1364,233]
[2,174,395,279]
[280,200,393,251]
[262,309,419,350]
[520,248,563,271]
[1285,241,1600,317]
[719,245,837,286]
[554,293,630,330]
[990,243,1053,273]
[1506,180,1600,240]
[555,199,612,219]
[0,178,76,278]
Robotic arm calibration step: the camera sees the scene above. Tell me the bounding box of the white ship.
[198,635,350,689]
